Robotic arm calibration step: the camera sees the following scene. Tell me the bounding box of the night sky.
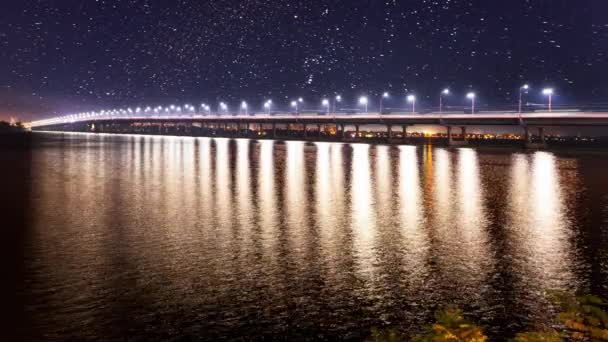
[1,0,607,121]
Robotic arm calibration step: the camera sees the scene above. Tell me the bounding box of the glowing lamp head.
[382,92,389,98]
[467,92,476,99]
[442,88,450,95]
[322,99,329,106]
[335,95,342,101]
[291,101,297,107]
[298,97,303,103]
[542,88,554,96]
[241,101,247,109]
[522,84,530,90]
[407,95,416,103]
[359,96,368,105]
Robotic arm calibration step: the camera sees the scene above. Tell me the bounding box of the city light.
[467,92,476,114]
[241,101,248,115]
[519,84,530,114]
[440,88,450,114]
[359,96,368,114]
[322,99,330,114]
[543,88,554,112]
[380,92,389,113]
[407,94,416,113]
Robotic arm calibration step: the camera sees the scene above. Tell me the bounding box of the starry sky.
[1,0,607,121]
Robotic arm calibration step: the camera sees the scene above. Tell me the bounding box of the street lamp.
[440,88,450,114]
[542,88,554,112]
[322,99,330,114]
[241,101,248,115]
[519,84,530,114]
[291,100,298,114]
[219,102,228,115]
[466,92,476,114]
[333,95,342,114]
[264,100,272,115]
[359,96,368,114]
[407,94,416,113]
[380,92,389,114]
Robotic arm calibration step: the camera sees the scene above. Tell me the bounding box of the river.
[6,132,608,340]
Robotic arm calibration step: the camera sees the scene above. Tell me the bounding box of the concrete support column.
[387,125,393,140]
[461,126,467,140]
[402,125,408,141]
[339,124,345,139]
[272,123,277,138]
[317,124,322,138]
[447,126,453,145]
[303,124,308,139]
[524,126,532,143]
[355,125,360,139]
[538,127,545,143]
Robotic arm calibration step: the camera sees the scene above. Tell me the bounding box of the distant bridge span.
[29,111,608,147]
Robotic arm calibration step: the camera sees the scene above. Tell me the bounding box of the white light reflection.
[508,152,575,292]
[285,141,308,263]
[351,144,376,276]
[454,148,490,292]
[398,146,429,285]
[375,146,393,224]
[258,140,279,264]
[214,138,233,236]
[236,139,254,239]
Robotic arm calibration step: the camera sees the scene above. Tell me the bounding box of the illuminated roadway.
[28,111,608,129]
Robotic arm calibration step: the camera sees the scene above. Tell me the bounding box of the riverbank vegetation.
[367,291,608,341]
[0,121,25,133]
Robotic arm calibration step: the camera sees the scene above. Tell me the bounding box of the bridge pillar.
[538,127,545,143]
[447,126,453,145]
[402,125,408,142]
[303,124,308,139]
[355,125,360,139]
[387,125,393,141]
[339,124,345,139]
[524,126,532,143]
[317,124,322,138]
[272,123,277,138]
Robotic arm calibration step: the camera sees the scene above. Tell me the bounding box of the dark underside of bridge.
[31,117,608,148]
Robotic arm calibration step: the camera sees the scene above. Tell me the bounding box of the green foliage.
[547,290,608,340]
[367,327,408,342]
[366,292,608,341]
[511,330,563,342]
[412,308,487,342]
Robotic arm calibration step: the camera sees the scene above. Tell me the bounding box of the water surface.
[9,132,608,340]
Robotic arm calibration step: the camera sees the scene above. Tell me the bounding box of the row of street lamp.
[31,86,556,126]
[202,85,554,117]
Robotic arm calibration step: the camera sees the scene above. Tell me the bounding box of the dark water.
[6,132,608,340]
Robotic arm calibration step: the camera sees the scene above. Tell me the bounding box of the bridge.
[29,110,608,148]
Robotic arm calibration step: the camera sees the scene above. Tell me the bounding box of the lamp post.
[241,101,248,116]
[219,102,228,115]
[322,99,330,115]
[519,84,529,114]
[407,94,416,113]
[467,92,476,114]
[359,96,368,114]
[440,88,450,114]
[264,100,272,115]
[542,88,554,112]
[291,100,298,114]
[379,92,389,114]
[333,95,341,115]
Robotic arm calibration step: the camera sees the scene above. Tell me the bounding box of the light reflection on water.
[18,132,608,340]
